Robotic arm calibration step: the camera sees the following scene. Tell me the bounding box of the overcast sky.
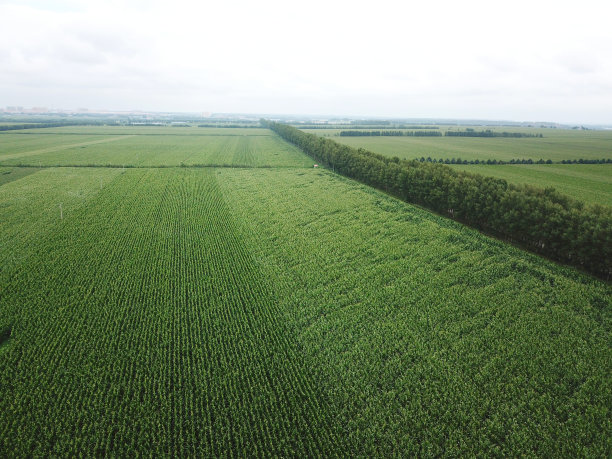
[1,0,611,123]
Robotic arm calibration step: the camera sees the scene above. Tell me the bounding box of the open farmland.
[0,127,311,167]
[306,126,612,162]
[306,127,612,206]
[0,128,611,456]
[453,163,612,206]
[0,133,120,158]
[219,167,612,456]
[10,125,272,136]
[0,166,39,186]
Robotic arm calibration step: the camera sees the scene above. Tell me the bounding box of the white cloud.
[0,0,611,123]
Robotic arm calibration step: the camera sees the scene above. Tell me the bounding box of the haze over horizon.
[1,0,611,125]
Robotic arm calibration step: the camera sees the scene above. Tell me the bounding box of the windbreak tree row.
[337,129,541,137]
[339,130,442,137]
[406,157,612,165]
[264,120,612,278]
[0,121,119,131]
[445,129,543,137]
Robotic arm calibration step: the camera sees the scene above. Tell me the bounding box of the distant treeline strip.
[348,120,443,127]
[339,130,442,137]
[417,157,612,165]
[446,129,543,138]
[264,120,612,279]
[292,125,440,130]
[7,163,286,169]
[0,122,119,131]
[339,129,542,138]
[198,124,262,128]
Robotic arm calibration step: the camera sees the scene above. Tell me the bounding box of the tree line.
[0,122,76,131]
[291,125,440,129]
[560,158,612,164]
[0,121,118,131]
[446,129,543,138]
[339,130,442,137]
[416,157,612,165]
[197,124,261,128]
[263,120,611,279]
[349,122,440,129]
[337,129,543,138]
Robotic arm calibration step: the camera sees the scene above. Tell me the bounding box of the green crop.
[0,168,343,456]
[453,163,612,206]
[219,167,612,456]
[0,128,311,168]
[306,126,612,162]
[0,128,610,456]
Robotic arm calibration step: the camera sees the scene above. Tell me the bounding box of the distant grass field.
[0,133,116,157]
[305,127,612,206]
[0,128,312,168]
[451,164,612,206]
[306,127,612,162]
[12,126,271,136]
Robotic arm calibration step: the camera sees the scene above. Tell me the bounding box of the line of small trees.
[339,130,442,137]
[197,124,261,128]
[560,158,612,164]
[0,121,118,131]
[263,120,611,279]
[0,123,72,131]
[291,125,440,129]
[416,157,612,165]
[445,129,543,138]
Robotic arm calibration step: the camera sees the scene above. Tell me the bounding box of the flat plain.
[0,127,311,167]
[0,127,610,456]
[453,163,612,206]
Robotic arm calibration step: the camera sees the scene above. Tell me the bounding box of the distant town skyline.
[1,0,611,125]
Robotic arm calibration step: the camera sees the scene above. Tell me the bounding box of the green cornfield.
[0,128,610,456]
